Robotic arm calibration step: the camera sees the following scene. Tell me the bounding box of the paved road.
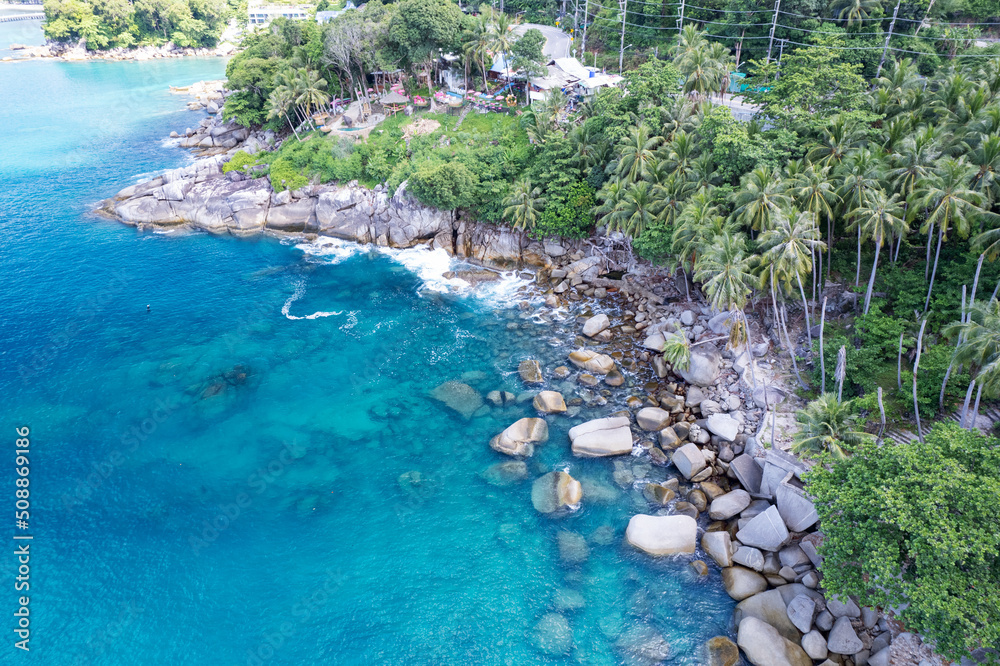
[514,23,571,60]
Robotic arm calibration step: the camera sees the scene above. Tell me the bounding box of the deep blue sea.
[0,17,734,665]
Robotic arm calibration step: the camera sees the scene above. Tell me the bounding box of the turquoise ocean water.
[0,17,735,665]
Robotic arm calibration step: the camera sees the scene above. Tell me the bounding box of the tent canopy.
[380,90,409,104]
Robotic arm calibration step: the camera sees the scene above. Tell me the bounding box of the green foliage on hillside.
[807,422,1000,662]
[43,0,233,49]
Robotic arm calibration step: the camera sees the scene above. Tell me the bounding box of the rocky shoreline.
[99,106,943,666]
[4,40,234,62]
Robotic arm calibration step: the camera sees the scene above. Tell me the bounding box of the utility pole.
[619,0,627,73]
[677,0,685,31]
[877,0,901,78]
[581,0,589,53]
[766,0,781,65]
[573,0,580,45]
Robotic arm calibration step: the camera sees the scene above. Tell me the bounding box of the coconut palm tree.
[694,230,756,349]
[757,210,827,346]
[463,14,493,89]
[969,133,1000,206]
[731,167,790,232]
[670,24,709,62]
[830,0,881,26]
[789,163,840,280]
[606,181,661,237]
[943,300,1000,428]
[266,88,302,141]
[675,46,726,100]
[294,68,330,121]
[807,116,866,167]
[614,125,661,184]
[490,12,519,85]
[914,157,988,311]
[792,393,871,460]
[856,190,908,314]
[661,332,691,371]
[503,179,545,230]
[838,149,885,287]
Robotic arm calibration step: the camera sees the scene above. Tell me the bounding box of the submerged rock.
[430,381,483,419]
[615,624,672,664]
[533,390,567,414]
[480,461,529,486]
[532,613,573,655]
[531,471,583,514]
[519,359,544,384]
[704,636,740,666]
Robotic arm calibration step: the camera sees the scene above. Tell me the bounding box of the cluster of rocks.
[6,40,235,62]
[169,80,228,113]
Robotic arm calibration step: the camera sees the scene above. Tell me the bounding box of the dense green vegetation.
[807,422,1000,660]
[42,0,235,49]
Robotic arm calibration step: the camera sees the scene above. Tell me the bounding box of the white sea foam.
[281,279,347,320]
[293,236,541,307]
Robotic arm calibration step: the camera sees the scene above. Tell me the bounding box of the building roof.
[529,65,578,91]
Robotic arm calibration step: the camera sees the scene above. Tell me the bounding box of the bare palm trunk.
[811,246,817,315]
[913,318,928,443]
[863,232,882,314]
[820,296,828,393]
[817,247,824,302]
[284,112,302,142]
[836,345,846,403]
[970,253,985,311]
[779,303,807,389]
[970,382,984,431]
[940,285,966,412]
[961,380,976,427]
[855,223,862,287]
[924,224,944,312]
[897,332,904,391]
[796,273,812,348]
[679,267,691,301]
[740,310,758,390]
[991,278,1000,304]
[893,233,902,263]
[925,221,934,280]
[877,386,886,442]
[827,217,833,283]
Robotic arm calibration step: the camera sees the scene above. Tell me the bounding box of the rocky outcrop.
[100,161,561,266]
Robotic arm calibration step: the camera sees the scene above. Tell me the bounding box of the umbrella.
[380,90,409,105]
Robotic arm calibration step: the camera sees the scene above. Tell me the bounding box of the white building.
[247,3,311,25]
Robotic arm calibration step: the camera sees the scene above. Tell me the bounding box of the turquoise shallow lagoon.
[0,25,735,664]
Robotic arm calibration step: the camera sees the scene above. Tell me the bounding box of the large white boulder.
[701,531,733,568]
[582,314,610,337]
[533,391,567,414]
[568,349,615,375]
[671,443,707,479]
[625,514,697,556]
[737,617,812,666]
[636,407,671,431]
[677,348,721,386]
[490,418,548,457]
[569,416,633,457]
[736,505,790,551]
[722,566,768,601]
[709,489,752,520]
[706,413,740,442]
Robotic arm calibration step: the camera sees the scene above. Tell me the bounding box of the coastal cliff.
[100,156,576,268]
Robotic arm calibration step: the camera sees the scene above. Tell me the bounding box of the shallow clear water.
[0,31,735,665]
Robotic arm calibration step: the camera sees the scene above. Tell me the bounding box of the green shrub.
[268,156,309,192]
[408,161,478,210]
[806,422,1000,662]
[222,150,258,174]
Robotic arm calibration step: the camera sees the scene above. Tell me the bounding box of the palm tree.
[568,125,600,174]
[614,125,661,184]
[675,46,726,100]
[606,181,661,237]
[838,149,885,287]
[789,163,840,281]
[856,190,907,314]
[830,0,881,26]
[969,133,1000,206]
[944,300,1000,403]
[877,57,920,103]
[730,167,790,232]
[914,157,988,311]
[661,332,691,371]
[266,88,302,142]
[694,230,756,349]
[757,210,826,346]
[808,116,865,167]
[463,14,493,90]
[792,393,871,460]
[294,68,330,121]
[503,179,545,230]
[490,12,518,86]
[670,24,709,62]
